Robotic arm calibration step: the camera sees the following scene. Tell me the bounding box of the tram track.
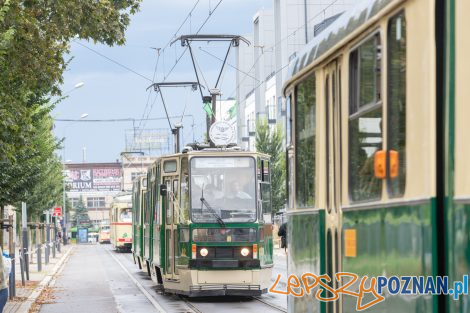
[177,294,287,313]
[252,296,287,312]
[105,245,287,313]
[105,246,167,313]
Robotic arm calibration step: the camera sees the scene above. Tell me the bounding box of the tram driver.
[228,181,252,199]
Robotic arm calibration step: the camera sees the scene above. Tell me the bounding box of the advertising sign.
[65,164,122,192]
[77,228,88,244]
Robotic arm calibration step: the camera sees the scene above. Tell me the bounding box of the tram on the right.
[283,0,468,312]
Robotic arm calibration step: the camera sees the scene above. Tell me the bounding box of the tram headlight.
[200,248,209,257]
[241,248,250,257]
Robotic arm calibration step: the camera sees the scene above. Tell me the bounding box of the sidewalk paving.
[4,243,74,313]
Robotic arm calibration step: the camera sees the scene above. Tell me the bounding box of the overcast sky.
[54,0,272,163]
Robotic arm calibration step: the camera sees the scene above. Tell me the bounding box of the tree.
[255,119,286,214]
[71,196,91,228]
[0,0,141,216]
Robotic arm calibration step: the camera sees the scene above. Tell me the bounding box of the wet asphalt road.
[39,244,287,313]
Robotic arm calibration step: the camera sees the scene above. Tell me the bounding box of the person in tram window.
[228,181,252,199]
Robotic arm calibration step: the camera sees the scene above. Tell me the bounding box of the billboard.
[64,164,122,192]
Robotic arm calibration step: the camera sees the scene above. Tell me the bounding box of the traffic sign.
[53,207,62,217]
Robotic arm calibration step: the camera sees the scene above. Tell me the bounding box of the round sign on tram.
[209,121,235,146]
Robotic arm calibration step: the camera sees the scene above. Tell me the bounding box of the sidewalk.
[4,243,74,313]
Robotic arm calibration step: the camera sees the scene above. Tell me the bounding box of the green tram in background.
[132,176,147,269]
[283,0,469,312]
[132,145,273,296]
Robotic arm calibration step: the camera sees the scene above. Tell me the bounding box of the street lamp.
[63,82,85,96]
[62,113,89,244]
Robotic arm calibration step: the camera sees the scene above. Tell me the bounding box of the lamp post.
[63,82,85,96]
[62,113,88,244]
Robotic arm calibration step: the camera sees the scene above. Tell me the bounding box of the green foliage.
[71,196,91,228]
[0,0,141,217]
[255,119,286,214]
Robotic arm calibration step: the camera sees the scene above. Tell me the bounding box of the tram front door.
[164,175,179,281]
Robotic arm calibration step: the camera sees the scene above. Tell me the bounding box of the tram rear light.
[192,244,196,259]
[252,244,258,259]
[200,248,209,257]
[241,248,250,257]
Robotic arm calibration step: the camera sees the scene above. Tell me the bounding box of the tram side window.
[387,12,406,198]
[286,95,292,147]
[349,34,383,202]
[295,75,316,208]
[180,158,190,224]
[260,160,272,220]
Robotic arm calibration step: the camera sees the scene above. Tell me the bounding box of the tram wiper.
[200,185,225,227]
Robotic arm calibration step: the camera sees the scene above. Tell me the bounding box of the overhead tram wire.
[136,0,222,137]
[161,0,224,82]
[55,115,194,123]
[73,40,153,83]
[198,46,260,82]
[226,0,342,99]
[136,0,224,143]
[138,0,201,133]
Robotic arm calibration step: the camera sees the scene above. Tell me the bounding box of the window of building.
[387,12,406,198]
[349,33,383,202]
[131,172,144,181]
[247,112,256,135]
[70,198,80,209]
[295,74,316,208]
[87,197,106,209]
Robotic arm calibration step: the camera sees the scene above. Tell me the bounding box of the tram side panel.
[342,2,437,312]
[283,0,439,312]
[450,0,470,312]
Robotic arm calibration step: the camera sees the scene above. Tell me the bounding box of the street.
[38,244,287,313]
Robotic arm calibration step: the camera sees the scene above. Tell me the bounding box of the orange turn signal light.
[374,150,386,179]
[389,150,399,178]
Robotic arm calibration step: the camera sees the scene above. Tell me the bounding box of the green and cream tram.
[132,176,147,269]
[133,146,273,296]
[283,0,469,312]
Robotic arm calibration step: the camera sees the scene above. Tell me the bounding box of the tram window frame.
[387,11,407,198]
[163,160,177,173]
[180,157,190,224]
[144,191,150,224]
[285,92,295,211]
[286,94,293,147]
[154,164,161,224]
[294,74,317,209]
[165,179,171,225]
[260,160,272,221]
[173,179,179,224]
[348,32,383,203]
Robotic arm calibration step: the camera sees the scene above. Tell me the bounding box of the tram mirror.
[160,184,167,196]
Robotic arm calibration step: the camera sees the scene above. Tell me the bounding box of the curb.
[16,245,74,312]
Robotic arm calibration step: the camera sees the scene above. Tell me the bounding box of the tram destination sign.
[64,163,122,192]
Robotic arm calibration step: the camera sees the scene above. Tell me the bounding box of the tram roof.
[149,148,270,161]
[112,193,132,203]
[283,0,396,93]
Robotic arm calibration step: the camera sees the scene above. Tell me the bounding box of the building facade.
[237,0,356,151]
[65,162,123,227]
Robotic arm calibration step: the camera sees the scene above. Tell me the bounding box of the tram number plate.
[212,260,238,268]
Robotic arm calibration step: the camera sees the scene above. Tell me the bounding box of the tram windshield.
[120,208,132,223]
[190,156,256,223]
